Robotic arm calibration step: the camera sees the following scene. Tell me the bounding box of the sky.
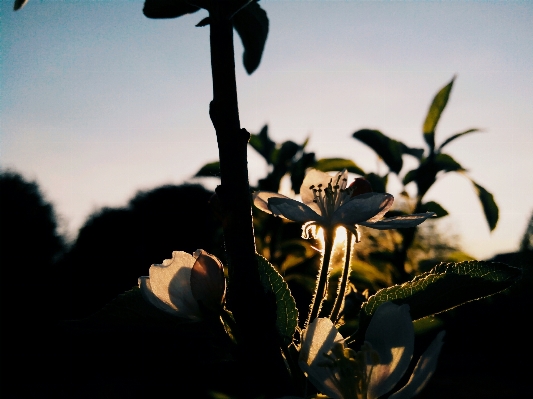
[1,0,532,259]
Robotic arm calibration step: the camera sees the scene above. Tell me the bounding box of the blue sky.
[1,0,532,259]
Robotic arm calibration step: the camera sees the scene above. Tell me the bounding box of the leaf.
[352,129,406,174]
[233,0,269,74]
[314,158,365,176]
[256,254,298,346]
[401,144,425,160]
[143,0,200,19]
[418,201,449,218]
[14,0,28,11]
[403,153,464,198]
[290,152,316,194]
[275,140,300,166]
[360,261,520,324]
[364,172,388,194]
[423,76,455,152]
[438,128,481,151]
[434,153,464,172]
[402,169,418,186]
[471,180,499,231]
[249,125,275,163]
[194,161,220,177]
[196,17,210,27]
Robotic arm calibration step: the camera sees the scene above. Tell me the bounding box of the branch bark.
[208,4,293,396]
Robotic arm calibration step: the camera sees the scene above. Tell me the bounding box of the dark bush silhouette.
[0,170,65,324]
[57,184,222,319]
[0,170,66,398]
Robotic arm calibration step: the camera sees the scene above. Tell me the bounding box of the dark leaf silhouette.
[472,180,499,231]
[233,0,269,74]
[143,0,200,19]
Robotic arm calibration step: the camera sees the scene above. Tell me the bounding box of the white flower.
[253,169,434,239]
[138,249,226,320]
[298,302,445,399]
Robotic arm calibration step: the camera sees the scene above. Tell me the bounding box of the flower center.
[309,174,349,218]
[319,342,380,399]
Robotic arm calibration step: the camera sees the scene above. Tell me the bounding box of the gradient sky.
[1,0,532,259]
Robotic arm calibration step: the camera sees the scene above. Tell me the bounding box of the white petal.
[299,318,345,399]
[360,213,436,230]
[139,276,171,314]
[389,331,445,399]
[300,169,336,215]
[253,191,291,215]
[366,302,414,399]
[331,193,393,226]
[140,251,201,319]
[268,197,323,223]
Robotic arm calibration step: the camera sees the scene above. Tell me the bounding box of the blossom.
[253,169,434,239]
[138,249,225,320]
[298,302,445,399]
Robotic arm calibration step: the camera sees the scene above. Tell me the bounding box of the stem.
[208,5,292,395]
[329,230,353,323]
[306,228,335,327]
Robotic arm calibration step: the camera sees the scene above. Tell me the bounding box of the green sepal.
[194,161,221,177]
[423,76,455,152]
[256,253,298,346]
[314,158,365,176]
[233,0,269,74]
[360,261,520,326]
[471,179,499,231]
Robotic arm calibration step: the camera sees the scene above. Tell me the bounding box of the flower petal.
[139,251,201,319]
[365,302,414,399]
[253,191,291,215]
[331,193,393,226]
[268,197,323,223]
[299,318,345,399]
[300,169,333,206]
[360,212,436,230]
[190,249,226,311]
[388,331,445,399]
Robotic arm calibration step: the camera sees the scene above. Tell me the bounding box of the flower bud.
[190,249,226,312]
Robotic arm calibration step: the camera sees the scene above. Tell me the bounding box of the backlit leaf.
[256,254,298,346]
[360,261,520,324]
[423,76,455,152]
